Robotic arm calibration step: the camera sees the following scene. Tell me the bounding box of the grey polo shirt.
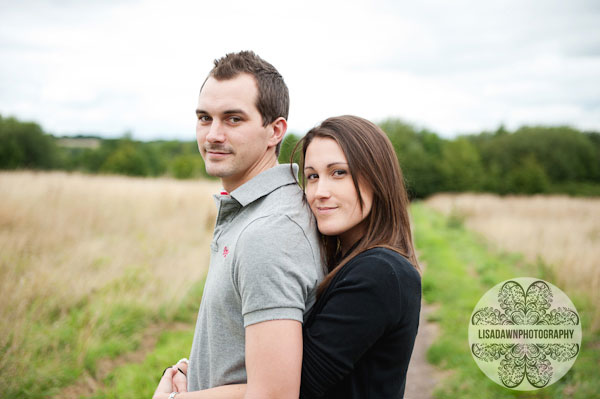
[187,164,324,391]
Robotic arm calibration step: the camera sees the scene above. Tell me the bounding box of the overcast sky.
[1,0,599,140]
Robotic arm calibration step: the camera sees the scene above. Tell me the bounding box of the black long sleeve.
[300,248,421,399]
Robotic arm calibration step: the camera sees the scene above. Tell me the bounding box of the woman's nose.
[314,179,331,199]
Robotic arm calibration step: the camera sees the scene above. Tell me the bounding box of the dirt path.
[404,301,441,399]
[405,256,443,399]
[57,322,191,399]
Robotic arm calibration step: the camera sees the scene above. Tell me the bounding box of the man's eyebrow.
[223,109,248,116]
[195,109,248,116]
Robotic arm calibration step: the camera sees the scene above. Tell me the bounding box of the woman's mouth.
[316,206,337,214]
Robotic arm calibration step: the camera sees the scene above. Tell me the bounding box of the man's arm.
[153,367,246,399]
[244,319,303,399]
[153,320,301,399]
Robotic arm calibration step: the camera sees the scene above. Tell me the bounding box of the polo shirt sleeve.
[233,214,320,328]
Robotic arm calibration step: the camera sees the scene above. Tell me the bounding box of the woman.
[297,115,421,398]
[154,115,421,399]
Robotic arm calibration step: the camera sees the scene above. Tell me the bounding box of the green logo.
[468,277,581,390]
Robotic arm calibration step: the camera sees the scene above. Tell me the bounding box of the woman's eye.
[305,173,318,180]
[333,169,347,177]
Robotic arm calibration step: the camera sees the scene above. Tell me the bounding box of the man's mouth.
[205,149,233,158]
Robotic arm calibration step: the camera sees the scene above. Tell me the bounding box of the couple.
[153,51,421,399]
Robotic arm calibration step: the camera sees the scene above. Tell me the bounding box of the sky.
[1,0,599,140]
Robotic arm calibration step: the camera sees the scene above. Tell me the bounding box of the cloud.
[0,0,599,139]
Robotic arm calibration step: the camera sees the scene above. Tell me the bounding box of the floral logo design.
[469,278,581,390]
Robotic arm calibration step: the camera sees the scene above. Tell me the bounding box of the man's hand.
[244,319,302,399]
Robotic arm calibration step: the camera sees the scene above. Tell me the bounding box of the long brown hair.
[293,115,420,297]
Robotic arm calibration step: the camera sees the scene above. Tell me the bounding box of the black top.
[300,247,421,399]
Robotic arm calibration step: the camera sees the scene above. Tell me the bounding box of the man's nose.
[205,120,225,142]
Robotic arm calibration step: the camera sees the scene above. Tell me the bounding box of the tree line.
[0,115,208,179]
[2,114,599,198]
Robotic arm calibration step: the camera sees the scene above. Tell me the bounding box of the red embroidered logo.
[223,246,229,258]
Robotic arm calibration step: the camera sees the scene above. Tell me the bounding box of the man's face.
[196,73,274,191]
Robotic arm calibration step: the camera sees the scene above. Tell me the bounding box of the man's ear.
[268,117,287,149]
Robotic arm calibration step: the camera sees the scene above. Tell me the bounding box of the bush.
[100,142,152,176]
[171,154,205,179]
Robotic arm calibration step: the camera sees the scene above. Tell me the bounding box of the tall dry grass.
[426,193,600,329]
[0,171,220,393]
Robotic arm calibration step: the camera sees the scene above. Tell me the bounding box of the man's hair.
[293,115,420,297]
[202,51,289,156]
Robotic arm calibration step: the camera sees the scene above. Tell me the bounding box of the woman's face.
[304,137,373,250]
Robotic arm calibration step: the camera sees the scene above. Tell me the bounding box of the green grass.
[91,329,195,399]
[8,301,154,399]
[3,275,205,399]
[87,279,205,398]
[411,202,600,399]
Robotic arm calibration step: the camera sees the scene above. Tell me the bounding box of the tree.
[511,126,597,182]
[438,138,485,192]
[278,133,301,165]
[506,155,550,194]
[0,115,58,169]
[171,154,206,179]
[379,119,446,199]
[100,141,151,176]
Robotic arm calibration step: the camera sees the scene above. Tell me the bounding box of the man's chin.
[205,165,233,178]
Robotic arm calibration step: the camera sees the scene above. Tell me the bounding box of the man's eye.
[198,115,211,122]
[229,116,242,123]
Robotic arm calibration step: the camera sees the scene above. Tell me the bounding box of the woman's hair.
[293,115,420,297]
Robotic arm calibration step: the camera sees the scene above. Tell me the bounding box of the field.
[412,198,600,399]
[0,171,219,398]
[1,172,598,398]
[426,193,600,330]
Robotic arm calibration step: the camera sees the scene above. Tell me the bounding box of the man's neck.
[222,156,279,193]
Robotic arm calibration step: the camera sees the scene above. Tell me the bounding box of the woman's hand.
[153,367,177,399]
[173,367,188,393]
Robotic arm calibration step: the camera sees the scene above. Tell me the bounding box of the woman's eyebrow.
[304,162,348,170]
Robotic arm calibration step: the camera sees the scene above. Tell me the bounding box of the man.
[154,51,323,399]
